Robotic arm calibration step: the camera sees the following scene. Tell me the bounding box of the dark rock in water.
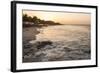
[43,45,53,49]
[36,41,52,49]
[81,48,91,54]
[78,45,90,49]
[63,47,72,52]
[78,45,91,54]
[23,43,33,49]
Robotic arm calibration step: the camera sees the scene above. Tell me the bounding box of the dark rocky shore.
[23,40,90,62]
[23,26,91,63]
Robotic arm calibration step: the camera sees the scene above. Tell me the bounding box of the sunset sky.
[23,10,91,25]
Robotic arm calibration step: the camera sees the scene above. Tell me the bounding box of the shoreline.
[23,26,91,63]
[23,40,91,62]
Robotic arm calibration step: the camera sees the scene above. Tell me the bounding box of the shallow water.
[36,25,90,42]
[23,25,91,62]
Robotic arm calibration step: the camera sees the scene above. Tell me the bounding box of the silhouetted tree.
[23,14,28,21]
[23,14,62,27]
[32,16,39,24]
[28,16,33,22]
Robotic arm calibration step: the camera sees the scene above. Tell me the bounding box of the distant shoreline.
[62,24,90,26]
[23,23,90,28]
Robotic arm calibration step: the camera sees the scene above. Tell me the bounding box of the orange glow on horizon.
[23,10,91,25]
